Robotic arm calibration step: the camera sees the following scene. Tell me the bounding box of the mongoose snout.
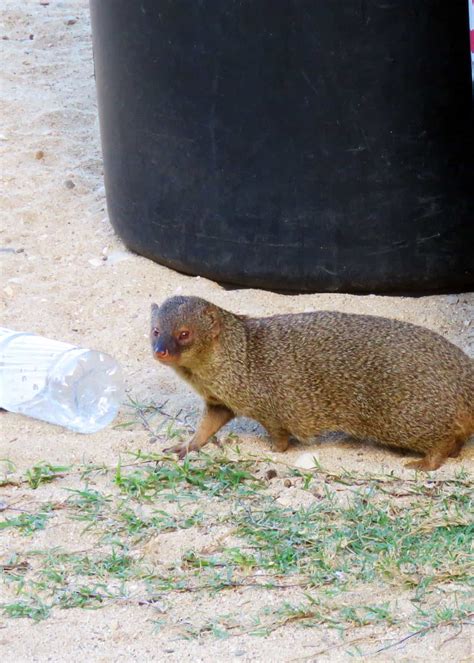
[150,296,474,471]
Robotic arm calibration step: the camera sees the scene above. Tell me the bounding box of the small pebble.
[264,468,278,481]
[283,479,292,488]
[0,502,8,511]
[64,179,75,189]
[65,18,77,26]
[35,150,44,160]
[29,34,34,40]
[294,452,318,470]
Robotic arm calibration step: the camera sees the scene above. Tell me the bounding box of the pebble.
[264,468,278,481]
[283,479,292,488]
[106,250,131,265]
[294,452,319,470]
[35,150,45,160]
[65,18,77,26]
[64,179,75,189]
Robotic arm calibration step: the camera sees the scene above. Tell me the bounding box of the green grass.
[25,462,71,489]
[0,507,52,535]
[173,493,473,592]
[0,423,472,655]
[114,451,264,500]
[2,597,51,621]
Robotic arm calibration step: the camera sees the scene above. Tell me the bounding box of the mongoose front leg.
[267,428,290,453]
[164,403,235,459]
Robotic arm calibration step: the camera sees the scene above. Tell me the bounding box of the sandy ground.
[0,1,473,662]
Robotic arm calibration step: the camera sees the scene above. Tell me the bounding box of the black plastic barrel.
[90,1,474,293]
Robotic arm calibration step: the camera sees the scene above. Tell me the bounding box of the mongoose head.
[150,296,221,367]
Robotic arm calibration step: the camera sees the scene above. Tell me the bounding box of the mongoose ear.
[204,305,221,339]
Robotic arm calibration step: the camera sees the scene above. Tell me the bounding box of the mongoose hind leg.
[165,403,234,459]
[405,436,463,471]
[405,454,445,472]
[449,437,465,458]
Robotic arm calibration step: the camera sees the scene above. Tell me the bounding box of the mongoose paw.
[404,456,443,472]
[164,441,194,460]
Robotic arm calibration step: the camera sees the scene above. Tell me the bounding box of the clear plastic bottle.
[0,328,124,433]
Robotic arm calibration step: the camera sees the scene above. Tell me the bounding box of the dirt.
[0,1,473,662]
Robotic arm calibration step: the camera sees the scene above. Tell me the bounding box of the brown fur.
[150,296,474,471]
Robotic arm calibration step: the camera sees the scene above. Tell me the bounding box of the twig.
[368,613,474,655]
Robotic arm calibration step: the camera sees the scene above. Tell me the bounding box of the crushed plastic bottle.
[0,328,123,433]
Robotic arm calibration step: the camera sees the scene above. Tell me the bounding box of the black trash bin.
[90,1,474,293]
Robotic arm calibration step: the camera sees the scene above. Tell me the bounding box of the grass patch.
[2,597,51,621]
[0,506,52,535]
[25,462,71,489]
[0,436,472,656]
[114,451,264,500]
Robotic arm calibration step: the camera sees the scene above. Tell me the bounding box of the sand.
[0,1,473,661]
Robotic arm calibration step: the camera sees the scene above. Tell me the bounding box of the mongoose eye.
[152,327,160,337]
[178,330,190,341]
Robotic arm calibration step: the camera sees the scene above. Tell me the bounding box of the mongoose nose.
[154,347,178,363]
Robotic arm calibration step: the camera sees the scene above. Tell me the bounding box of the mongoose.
[150,296,474,471]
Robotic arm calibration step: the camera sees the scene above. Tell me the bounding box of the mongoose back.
[150,296,474,470]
